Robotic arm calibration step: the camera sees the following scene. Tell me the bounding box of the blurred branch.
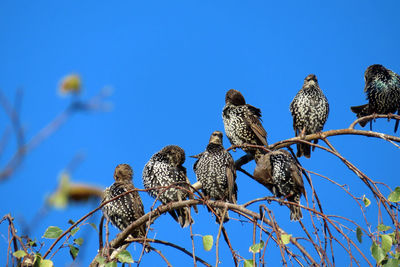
[0,88,111,182]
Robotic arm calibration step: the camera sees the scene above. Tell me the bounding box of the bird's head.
[304,74,318,83]
[161,145,186,166]
[364,64,387,82]
[225,89,246,106]
[114,164,133,182]
[209,131,223,145]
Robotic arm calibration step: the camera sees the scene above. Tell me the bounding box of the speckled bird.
[102,164,147,240]
[222,89,268,161]
[290,74,329,158]
[193,131,237,223]
[142,145,194,228]
[253,150,305,221]
[351,64,400,132]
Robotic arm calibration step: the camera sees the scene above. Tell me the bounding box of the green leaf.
[383,258,400,267]
[40,259,54,267]
[13,250,27,259]
[116,250,134,263]
[42,226,63,239]
[202,235,213,251]
[378,224,392,232]
[74,237,84,246]
[388,187,400,202]
[363,195,371,207]
[29,240,37,247]
[95,256,106,265]
[244,259,254,267]
[281,234,292,245]
[89,222,98,232]
[356,227,363,243]
[381,234,393,253]
[249,240,264,253]
[69,245,79,260]
[371,242,386,264]
[105,262,117,267]
[70,227,79,236]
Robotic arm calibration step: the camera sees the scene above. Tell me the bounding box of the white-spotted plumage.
[290,74,329,158]
[142,145,194,228]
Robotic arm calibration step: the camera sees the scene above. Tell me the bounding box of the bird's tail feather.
[288,194,302,221]
[350,104,370,127]
[176,207,193,228]
[214,207,229,223]
[296,143,311,158]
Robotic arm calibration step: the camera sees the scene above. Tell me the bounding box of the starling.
[290,74,329,158]
[193,131,237,223]
[222,89,268,162]
[142,145,194,228]
[253,150,305,221]
[350,64,400,132]
[102,164,147,243]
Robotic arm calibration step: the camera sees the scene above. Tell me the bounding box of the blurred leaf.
[48,173,70,209]
[378,224,392,232]
[244,259,254,267]
[383,258,400,267]
[105,261,117,267]
[68,219,75,225]
[74,237,84,246]
[116,250,134,263]
[249,240,264,253]
[60,74,81,94]
[68,245,79,260]
[29,240,37,247]
[42,226,63,239]
[13,250,27,259]
[95,256,106,265]
[70,227,79,236]
[281,234,292,245]
[89,222,98,232]
[40,259,54,267]
[382,235,393,253]
[202,235,213,251]
[388,187,400,202]
[371,242,385,264]
[356,227,363,243]
[363,195,371,207]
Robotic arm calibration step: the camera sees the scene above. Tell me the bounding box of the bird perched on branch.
[222,89,268,163]
[142,145,195,228]
[253,150,305,221]
[290,74,329,158]
[192,131,237,223]
[102,164,148,249]
[350,64,400,132]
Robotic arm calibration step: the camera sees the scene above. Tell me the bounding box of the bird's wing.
[245,105,268,146]
[225,153,237,203]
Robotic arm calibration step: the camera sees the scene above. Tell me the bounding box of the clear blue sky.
[1,1,399,266]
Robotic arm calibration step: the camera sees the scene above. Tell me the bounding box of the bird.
[253,150,305,221]
[222,89,268,163]
[142,145,194,228]
[350,64,400,132]
[192,131,237,223]
[290,74,329,158]
[101,164,148,250]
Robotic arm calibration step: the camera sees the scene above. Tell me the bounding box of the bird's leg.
[299,127,306,139]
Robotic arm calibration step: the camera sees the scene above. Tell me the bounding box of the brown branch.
[128,238,212,267]
[348,114,400,129]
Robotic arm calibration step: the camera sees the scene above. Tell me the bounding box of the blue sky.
[1,1,399,266]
